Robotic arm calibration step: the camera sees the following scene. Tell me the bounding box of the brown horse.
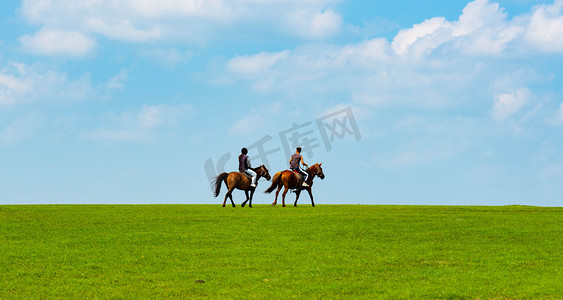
[264,163,325,207]
[213,165,271,207]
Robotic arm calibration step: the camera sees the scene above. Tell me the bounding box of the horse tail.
[264,172,282,193]
[212,172,229,197]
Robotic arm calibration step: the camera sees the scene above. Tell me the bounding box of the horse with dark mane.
[264,163,325,207]
[212,165,271,207]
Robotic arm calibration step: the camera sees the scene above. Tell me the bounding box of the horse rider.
[239,148,257,187]
[289,147,309,187]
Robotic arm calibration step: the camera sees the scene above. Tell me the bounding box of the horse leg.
[226,187,236,207]
[249,189,255,208]
[222,189,229,207]
[272,185,282,206]
[294,189,302,207]
[281,187,289,207]
[241,190,249,207]
[306,187,315,207]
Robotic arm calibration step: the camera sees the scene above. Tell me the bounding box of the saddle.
[291,170,304,182]
[239,171,252,181]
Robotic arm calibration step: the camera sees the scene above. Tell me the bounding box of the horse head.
[260,165,271,181]
[310,163,325,179]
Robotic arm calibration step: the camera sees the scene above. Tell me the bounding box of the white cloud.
[230,115,263,136]
[217,0,563,109]
[454,0,506,36]
[106,69,128,90]
[85,19,161,42]
[220,35,464,98]
[19,0,342,45]
[226,38,391,80]
[0,62,94,105]
[452,0,524,55]
[137,104,195,129]
[229,102,282,136]
[227,50,290,76]
[0,112,46,146]
[140,48,194,66]
[20,0,228,24]
[84,104,196,142]
[525,0,563,53]
[19,28,96,57]
[318,103,370,122]
[288,9,343,39]
[118,0,231,19]
[0,63,31,105]
[458,25,523,55]
[16,0,563,58]
[0,63,136,105]
[391,0,523,57]
[310,9,343,38]
[333,38,393,67]
[492,88,532,120]
[451,0,523,55]
[548,102,563,126]
[374,139,462,169]
[82,129,150,143]
[392,17,449,56]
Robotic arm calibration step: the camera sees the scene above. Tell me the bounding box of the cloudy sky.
[1,0,562,206]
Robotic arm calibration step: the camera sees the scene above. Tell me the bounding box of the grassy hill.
[1,205,561,298]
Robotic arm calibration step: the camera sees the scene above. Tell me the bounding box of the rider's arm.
[301,156,308,167]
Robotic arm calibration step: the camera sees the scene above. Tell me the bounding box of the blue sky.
[1,0,562,206]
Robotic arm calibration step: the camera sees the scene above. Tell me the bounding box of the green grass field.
[1,205,561,299]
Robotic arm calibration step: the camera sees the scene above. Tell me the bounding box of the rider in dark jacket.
[239,148,257,187]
